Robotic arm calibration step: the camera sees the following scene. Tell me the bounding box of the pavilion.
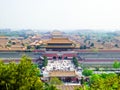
[49,71,80,83]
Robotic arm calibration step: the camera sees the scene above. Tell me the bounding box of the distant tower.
[51,30,63,38]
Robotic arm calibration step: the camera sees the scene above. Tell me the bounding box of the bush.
[82,69,93,76]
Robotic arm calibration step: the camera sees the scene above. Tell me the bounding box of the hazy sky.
[0,0,120,30]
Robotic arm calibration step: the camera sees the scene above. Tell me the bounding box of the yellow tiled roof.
[47,38,73,44]
[49,71,77,77]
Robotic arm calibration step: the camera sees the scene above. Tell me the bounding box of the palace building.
[45,38,76,51]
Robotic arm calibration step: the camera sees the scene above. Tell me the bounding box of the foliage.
[80,46,84,49]
[12,42,16,45]
[42,56,48,67]
[8,40,11,44]
[35,45,41,49]
[82,69,93,76]
[113,60,120,69]
[90,43,94,47]
[0,55,43,90]
[44,83,58,90]
[77,73,120,90]
[83,45,86,49]
[90,73,119,90]
[80,45,86,49]
[75,84,89,90]
[49,77,63,85]
[27,45,31,49]
[6,44,11,47]
[115,44,119,48]
[21,43,25,46]
[95,67,99,71]
[72,57,79,67]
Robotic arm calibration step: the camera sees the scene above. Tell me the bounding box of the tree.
[0,55,43,90]
[72,57,79,67]
[6,44,11,47]
[90,43,94,47]
[88,41,90,44]
[95,67,99,71]
[27,45,31,49]
[82,69,93,76]
[44,83,58,90]
[76,73,120,90]
[90,73,119,90]
[35,45,41,49]
[80,46,84,49]
[49,77,63,85]
[115,44,119,48]
[113,60,120,69]
[42,56,48,67]
[8,40,11,44]
[21,43,25,46]
[12,42,16,45]
[83,45,86,49]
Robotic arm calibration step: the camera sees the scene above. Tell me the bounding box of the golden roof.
[47,38,73,44]
[46,46,74,48]
[49,71,77,77]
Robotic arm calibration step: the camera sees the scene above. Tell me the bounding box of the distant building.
[51,30,64,38]
[0,36,8,46]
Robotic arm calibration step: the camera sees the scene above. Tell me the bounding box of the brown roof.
[49,71,77,77]
[47,38,73,44]
[9,45,26,51]
[11,45,24,48]
[0,47,9,50]
[46,46,74,48]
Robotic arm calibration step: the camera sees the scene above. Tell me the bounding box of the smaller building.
[49,71,80,83]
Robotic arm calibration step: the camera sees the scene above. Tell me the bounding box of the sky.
[0,0,120,31]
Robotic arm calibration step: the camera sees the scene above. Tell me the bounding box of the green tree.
[80,46,84,49]
[35,45,41,49]
[76,73,120,90]
[8,40,11,44]
[49,77,63,85]
[82,69,93,76]
[6,43,11,47]
[83,45,86,49]
[12,42,16,45]
[90,73,119,90]
[27,45,31,49]
[44,83,58,90]
[90,43,94,47]
[115,44,119,48]
[0,55,43,90]
[42,56,48,67]
[72,57,79,67]
[113,60,120,69]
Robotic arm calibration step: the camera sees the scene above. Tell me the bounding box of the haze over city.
[0,0,120,31]
[1,0,120,89]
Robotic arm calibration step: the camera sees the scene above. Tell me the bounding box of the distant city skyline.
[0,0,120,31]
